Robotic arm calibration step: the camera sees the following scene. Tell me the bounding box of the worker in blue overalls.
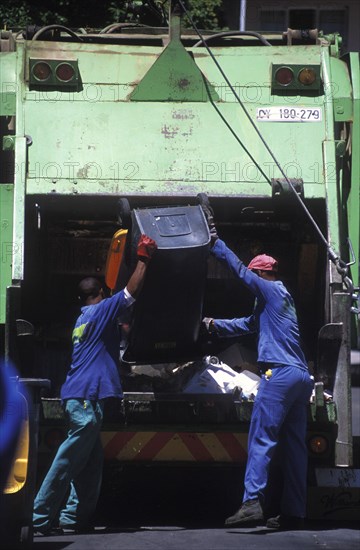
[33,234,157,536]
[201,200,313,530]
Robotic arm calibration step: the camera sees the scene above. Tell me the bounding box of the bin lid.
[133,205,210,249]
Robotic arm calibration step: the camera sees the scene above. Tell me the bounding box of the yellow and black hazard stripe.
[101,431,249,463]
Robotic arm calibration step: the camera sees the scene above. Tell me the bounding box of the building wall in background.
[222,1,360,53]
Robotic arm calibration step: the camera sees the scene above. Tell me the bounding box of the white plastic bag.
[182,356,260,397]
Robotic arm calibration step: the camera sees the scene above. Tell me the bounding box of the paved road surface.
[29,454,360,549]
[32,521,360,549]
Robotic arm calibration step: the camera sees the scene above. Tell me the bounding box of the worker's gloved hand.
[198,196,218,245]
[202,317,216,334]
[137,234,157,264]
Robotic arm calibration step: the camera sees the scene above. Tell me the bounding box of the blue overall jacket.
[211,239,307,370]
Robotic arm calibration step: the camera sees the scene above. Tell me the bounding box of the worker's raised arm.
[126,234,157,298]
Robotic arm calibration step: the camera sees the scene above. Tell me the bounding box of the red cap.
[248,254,278,272]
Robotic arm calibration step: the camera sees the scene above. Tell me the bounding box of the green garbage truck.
[0,1,359,538]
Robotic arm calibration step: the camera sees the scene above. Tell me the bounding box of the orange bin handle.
[105,229,128,291]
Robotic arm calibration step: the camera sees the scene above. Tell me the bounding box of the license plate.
[257,107,322,122]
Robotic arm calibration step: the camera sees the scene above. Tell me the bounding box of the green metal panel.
[0,52,17,116]
[320,48,342,257]
[18,41,329,198]
[130,38,218,102]
[0,185,14,324]
[12,45,27,282]
[193,44,323,89]
[23,99,327,196]
[11,135,27,282]
[329,57,354,122]
[129,10,217,102]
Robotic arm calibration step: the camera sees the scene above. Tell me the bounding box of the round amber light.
[33,62,51,81]
[298,68,317,86]
[308,435,328,454]
[56,63,75,82]
[275,66,294,86]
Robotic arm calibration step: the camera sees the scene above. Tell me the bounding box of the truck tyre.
[117,197,131,228]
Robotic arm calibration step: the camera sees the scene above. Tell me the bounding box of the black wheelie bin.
[123,204,211,362]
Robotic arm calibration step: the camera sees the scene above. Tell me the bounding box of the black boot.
[225,499,264,527]
[266,514,305,530]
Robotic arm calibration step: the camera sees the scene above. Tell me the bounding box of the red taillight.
[308,435,328,454]
[32,61,51,81]
[274,66,294,86]
[56,62,75,82]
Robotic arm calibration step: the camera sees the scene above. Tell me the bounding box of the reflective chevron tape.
[101,431,248,463]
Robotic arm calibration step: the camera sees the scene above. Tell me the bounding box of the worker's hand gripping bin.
[125,205,211,363]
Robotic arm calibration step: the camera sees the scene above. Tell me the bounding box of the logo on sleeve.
[72,322,94,344]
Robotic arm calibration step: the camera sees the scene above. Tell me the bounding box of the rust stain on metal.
[163,181,200,194]
[181,126,193,138]
[172,109,195,120]
[77,165,89,178]
[73,49,156,57]
[178,78,190,89]
[161,125,179,139]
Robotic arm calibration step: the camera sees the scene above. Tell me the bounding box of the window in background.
[260,10,286,31]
